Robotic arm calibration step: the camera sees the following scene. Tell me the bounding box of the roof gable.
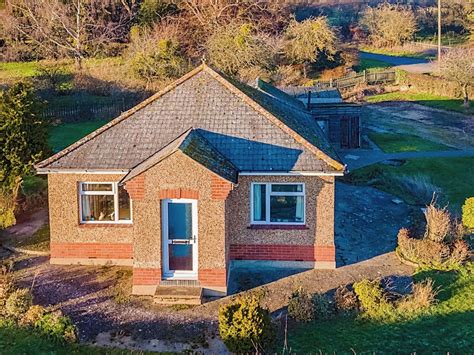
[37,64,344,174]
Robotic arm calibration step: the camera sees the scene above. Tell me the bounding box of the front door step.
[154,286,203,305]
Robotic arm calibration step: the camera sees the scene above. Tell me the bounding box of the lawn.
[355,58,392,71]
[48,119,110,152]
[0,61,40,81]
[0,322,149,354]
[287,263,474,353]
[359,45,432,59]
[347,157,474,210]
[368,132,452,153]
[366,91,474,115]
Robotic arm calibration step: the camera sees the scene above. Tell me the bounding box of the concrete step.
[154,286,203,305]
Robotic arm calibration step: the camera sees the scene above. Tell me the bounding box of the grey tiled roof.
[37,65,343,173]
[121,128,238,183]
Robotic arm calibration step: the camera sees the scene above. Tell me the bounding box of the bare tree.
[9,0,132,69]
[440,48,474,107]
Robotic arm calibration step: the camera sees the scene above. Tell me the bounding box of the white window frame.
[250,182,305,225]
[79,182,133,224]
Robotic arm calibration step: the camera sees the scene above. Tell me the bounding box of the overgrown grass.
[48,119,110,152]
[355,58,392,72]
[347,157,474,210]
[0,61,40,81]
[368,132,452,153]
[366,91,474,115]
[287,263,474,353]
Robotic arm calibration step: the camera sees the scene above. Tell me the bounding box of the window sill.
[248,224,308,230]
[79,223,133,228]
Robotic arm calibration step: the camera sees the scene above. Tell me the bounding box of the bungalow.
[36,64,345,298]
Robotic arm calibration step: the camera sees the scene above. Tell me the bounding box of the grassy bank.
[355,58,391,71]
[48,120,110,152]
[368,132,451,153]
[359,46,432,59]
[287,263,474,353]
[366,92,473,115]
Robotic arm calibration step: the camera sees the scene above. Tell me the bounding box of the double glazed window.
[79,182,132,223]
[251,183,305,225]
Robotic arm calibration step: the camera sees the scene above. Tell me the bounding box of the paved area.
[359,51,436,74]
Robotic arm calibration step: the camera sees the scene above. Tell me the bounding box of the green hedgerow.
[353,279,395,321]
[218,293,275,353]
[462,197,474,229]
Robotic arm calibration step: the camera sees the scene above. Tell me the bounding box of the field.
[355,58,391,71]
[368,132,451,153]
[366,92,474,115]
[48,120,110,152]
[288,264,474,353]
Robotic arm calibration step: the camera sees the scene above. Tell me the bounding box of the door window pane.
[252,184,266,222]
[270,196,304,223]
[118,185,131,220]
[81,195,114,221]
[169,244,193,271]
[168,203,192,240]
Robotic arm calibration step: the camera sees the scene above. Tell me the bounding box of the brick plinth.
[50,243,133,259]
[132,268,162,285]
[210,176,232,200]
[229,244,335,262]
[198,268,227,287]
[124,175,145,200]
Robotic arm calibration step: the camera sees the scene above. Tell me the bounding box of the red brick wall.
[210,175,232,200]
[124,175,145,200]
[229,244,335,262]
[198,268,227,287]
[133,268,162,285]
[159,188,199,199]
[50,243,133,259]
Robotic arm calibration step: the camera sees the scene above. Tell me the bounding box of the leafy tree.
[360,3,417,48]
[440,48,474,107]
[138,0,179,27]
[283,17,336,78]
[206,22,275,75]
[0,82,49,193]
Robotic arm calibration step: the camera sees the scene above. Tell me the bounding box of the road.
[359,51,438,74]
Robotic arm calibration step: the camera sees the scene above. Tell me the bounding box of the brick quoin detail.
[210,175,233,200]
[159,188,199,200]
[50,243,133,259]
[198,269,227,287]
[124,175,145,200]
[133,268,162,285]
[229,244,335,262]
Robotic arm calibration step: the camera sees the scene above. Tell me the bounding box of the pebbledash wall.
[47,153,336,297]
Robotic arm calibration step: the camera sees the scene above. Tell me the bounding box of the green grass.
[0,321,150,354]
[287,263,474,353]
[355,58,392,71]
[360,45,432,59]
[0,61,41,81]
[48,119,110,152]
[347,157,474,209]
[367,91,474,115]
[368,132,452,153]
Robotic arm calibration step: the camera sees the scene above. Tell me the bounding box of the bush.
[5,288,33,319]
[424,202,451,243]
[353,279,395,320]
[19,305,47,327]
[287,288,314,322]
[0,191,16,229]
[462,197,474,230]
[312,293,334,319]
[35,311,77,343]
[334,285,359,315]
[218,293,275,353]
[397,279,438,314]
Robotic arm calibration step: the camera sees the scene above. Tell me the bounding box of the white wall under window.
[250,182,305,225]
[79,182,132,224]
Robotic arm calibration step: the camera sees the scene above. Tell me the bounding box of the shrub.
[449,240,470,265]
[35,311,77,343]
[19,305,47,326]
[5,288,33,319]
[0,191,16,229]
[218,293,275,353]
[462,197,474,230]
[353,279,395,320]
[398,279,438,314]
[424,202,451,243]
[312,293,334,319]
[334,285,359,315]
[287,287,314,322]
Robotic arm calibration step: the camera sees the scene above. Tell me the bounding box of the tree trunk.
[74,55,82,71]
[462,84,469,108]
[303,62,307,79]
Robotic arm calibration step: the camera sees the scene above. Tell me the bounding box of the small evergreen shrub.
[287,288,314,322]
[462,197,474,230]
[218,293,275,353]
[5,288,33,319]
[353,279,395,320]
[334,285,359,315]
[35,311,77,343]
[19,305,46,326]
[312,293,334,319]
